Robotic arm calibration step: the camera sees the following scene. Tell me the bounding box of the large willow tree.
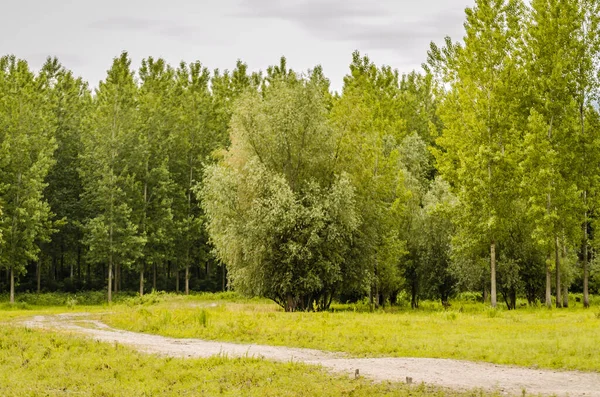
[202,76,359,312]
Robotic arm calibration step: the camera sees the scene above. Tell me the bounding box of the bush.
[456,291,483,303]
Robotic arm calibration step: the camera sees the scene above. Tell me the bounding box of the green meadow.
[0,293,516,397]
[98,293,600,372]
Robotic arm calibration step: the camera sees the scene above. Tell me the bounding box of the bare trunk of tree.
[285,294,295,312]
[222,264,226,291]
[491,240,497,308]
[483,284,489,304]
[139,267,144,296]
[113,263,118,294]
[555,236,562,308]
[152,263,157,292]
[584,205,590,308]
[77,246,81,281]
[10,267,15,304]
[185,263,189,295]
[108,256,113,304]
[562,241,568,308]
[175,268,180,293]
[545,259,552,308]
[87,261,91,287]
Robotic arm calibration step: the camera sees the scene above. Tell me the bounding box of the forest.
[1,0,600,312]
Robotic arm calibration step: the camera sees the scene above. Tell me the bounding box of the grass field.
[94,293,600,372]
[1,291,599,396]
[0,324,501,397]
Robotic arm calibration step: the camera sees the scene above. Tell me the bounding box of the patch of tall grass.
[102,296,600,372]
[0,326,496,397]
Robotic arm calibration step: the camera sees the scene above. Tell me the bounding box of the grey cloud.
[238,0,387,20]
[236,0,466,64]
[89,16,206,41]
[348,10,466,50]
[25,52,85,69]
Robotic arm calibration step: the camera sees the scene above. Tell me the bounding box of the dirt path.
[23,313,600,397]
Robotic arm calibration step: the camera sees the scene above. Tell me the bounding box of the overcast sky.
[0,0,474,92]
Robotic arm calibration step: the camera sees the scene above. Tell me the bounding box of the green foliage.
[202,78,360,311]
[0,56,56,302]
[2,0,600,312]
[40,57,91,286]
[80,52,145,301]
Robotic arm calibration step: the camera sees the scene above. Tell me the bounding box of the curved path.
[23,313,600,397]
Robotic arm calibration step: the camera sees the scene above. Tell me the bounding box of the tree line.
[1,0,600,310]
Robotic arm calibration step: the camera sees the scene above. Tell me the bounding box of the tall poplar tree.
[40,57,91,290]
[131,57,176,295]
[80,52,144,302]
[522,0,583,307]
[171,61,216,295]
[430,0,525,307]
[331,52,408,307]
[0,56,56,303]
[571,0,600,308]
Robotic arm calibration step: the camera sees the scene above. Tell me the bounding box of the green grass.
[99,294,600,372]
[0,325,497,397]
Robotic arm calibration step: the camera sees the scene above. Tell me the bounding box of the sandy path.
[23,313,600,397]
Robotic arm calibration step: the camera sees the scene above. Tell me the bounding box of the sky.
[0,0,474,92]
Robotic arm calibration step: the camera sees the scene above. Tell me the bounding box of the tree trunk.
[36,261,41,294]
[490,240,497,308]
[77,246,81,281]
[70,261,74,280]
[555,236,562,308]
[545,259,552,308]
[510,289,516,310]
[152,263,157,292]
[139,267,144,296]
[583,206,590,308]
[175,269,179,293]
[87,261,91,288]
[185,263,189,295]
[285,294,295,312]
[562,240,568,308]
[113,263,118,294]
[10,267,15,304]
[411,276,418,309]
[222,264,226,291]
[60,250,64,281]
[483,285,489,304]
[108,258,113,304]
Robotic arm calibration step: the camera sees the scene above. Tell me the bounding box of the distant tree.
[430,0,526,307]
[331,52,409,308]
[80,53,144,302]
[131,57,176,295]
[570,0,600,308]
[0,56,56,303]
[202,77,359,311]
[419,177,458,306]
[522,0,583,308]
[40,57,91,291]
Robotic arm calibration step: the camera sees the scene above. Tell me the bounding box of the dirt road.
[23,313,600,397]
